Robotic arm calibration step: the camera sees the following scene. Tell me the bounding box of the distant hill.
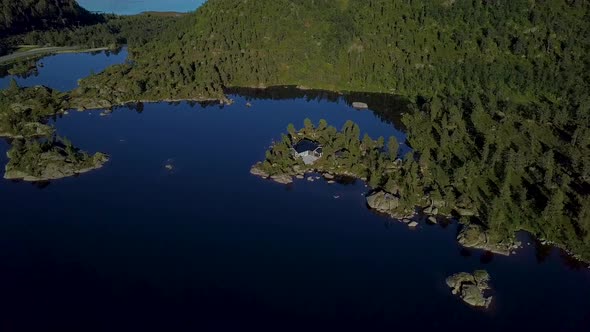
[0,0,101,38]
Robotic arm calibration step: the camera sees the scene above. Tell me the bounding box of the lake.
[78,0,205,15]
[0,50,589,332]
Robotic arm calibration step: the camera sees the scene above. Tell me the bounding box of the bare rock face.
[323,173,335,180]
[446,270,493,309]
[457,224,517,255]
[352,102,369,109]
[366,190,415,219]
[250,163,292,184]
[366,190,400,212]
[270,174,293,184]
[70,97,113,111]
[250,164,269,178]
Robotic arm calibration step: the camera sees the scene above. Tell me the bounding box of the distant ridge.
[0,0,101,38]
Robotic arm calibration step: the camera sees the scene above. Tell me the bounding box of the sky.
[77,0,206,15]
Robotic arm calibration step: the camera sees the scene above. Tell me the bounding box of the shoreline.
[67,96,227,113]
[252,166,590,267]
[2,78,588,265]
[0,46,114,65]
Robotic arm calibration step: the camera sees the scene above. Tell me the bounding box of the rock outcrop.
[5,150,109,182]
[367,190,400,211]
[366,190,415,219]
[250,164,269,178]
[352,102,369,109]
[446,270,493,309]
[270,174,293,184]
[457,224,518,255]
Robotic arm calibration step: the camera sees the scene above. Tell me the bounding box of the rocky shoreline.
[249,120,555,262]
[4,158,108,181]
[457,224,520,256]
[4,140,109,182]
[68,95,228,112]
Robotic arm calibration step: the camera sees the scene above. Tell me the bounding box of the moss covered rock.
[4,139,109,181]
[446,270,493,309]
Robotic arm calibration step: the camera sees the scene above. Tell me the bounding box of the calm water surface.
[78,0,205,15]
[0,48,128,91]
[0,50,589,332]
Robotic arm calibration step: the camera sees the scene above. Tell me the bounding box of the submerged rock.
[457,224,516,255]
[446,270,493,309]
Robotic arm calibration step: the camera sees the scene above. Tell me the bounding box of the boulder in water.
[446,270,493,309]
[352,102,369,109]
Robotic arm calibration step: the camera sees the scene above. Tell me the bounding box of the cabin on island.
[292,139,323,165]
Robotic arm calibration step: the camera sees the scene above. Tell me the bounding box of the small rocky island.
[1,81,110,181]
[250,119,417,219]
[446,270,493,309]
[4,138,109,181]
[0,82,64,139]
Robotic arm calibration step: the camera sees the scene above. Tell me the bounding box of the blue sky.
[78,0,206,15]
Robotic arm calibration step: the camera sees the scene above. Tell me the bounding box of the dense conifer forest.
[81,0,588,259]
[0,0,99,38]
[1,0,589,260]
[0,2,184,55]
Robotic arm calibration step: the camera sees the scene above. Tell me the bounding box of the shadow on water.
[226,86,411,131]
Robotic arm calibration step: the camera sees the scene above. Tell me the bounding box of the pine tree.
[388,136,399,160]
[8,78,19,92]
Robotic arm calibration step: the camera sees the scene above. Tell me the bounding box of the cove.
[0,50,589,332]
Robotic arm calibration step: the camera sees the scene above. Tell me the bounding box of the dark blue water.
[0,51,589,332]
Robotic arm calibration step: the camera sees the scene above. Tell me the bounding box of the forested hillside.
[0,0,99,38]
[10,13,186,50]
[80,0,589,101]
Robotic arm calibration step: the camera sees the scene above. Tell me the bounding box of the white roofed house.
[291,139,323,165]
